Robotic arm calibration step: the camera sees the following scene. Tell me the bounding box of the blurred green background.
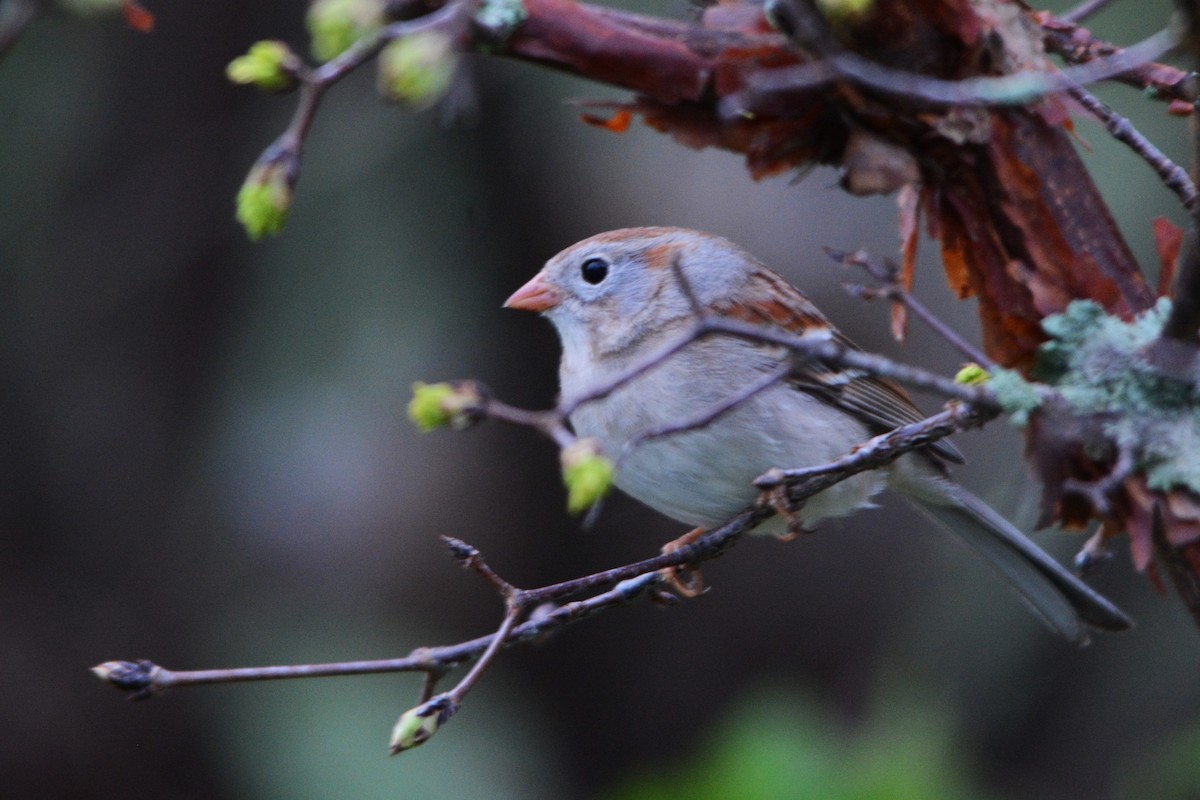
[2,1,1199,798]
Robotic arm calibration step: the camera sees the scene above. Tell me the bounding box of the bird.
[504,226,1132,644]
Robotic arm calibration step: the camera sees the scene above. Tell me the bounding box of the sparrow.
[505,227,1131,643]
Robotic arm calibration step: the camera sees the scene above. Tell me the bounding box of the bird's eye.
[580,257,609,285]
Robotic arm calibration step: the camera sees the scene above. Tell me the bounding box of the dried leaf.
[893,184,920,342]
[580,109,633,133]
[122,0,154,32]
[1152,216,1184,296]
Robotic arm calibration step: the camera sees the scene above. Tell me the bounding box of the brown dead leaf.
[1153,216,1184,296]
[122,0,154,32]
[581,109,633,133]
[893,184,921,343]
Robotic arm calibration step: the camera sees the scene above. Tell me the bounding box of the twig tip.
[440,535,478,564]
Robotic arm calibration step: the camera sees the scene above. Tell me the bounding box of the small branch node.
[440,536,514,596]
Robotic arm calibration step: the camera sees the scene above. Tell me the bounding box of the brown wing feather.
[713,269,964,464]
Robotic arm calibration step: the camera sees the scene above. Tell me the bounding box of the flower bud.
[954,363,990,386]
[307,0,385,62]
[815,0,874,21]
[407,381,483,431]
[226,41,301,93]
[235,151,298,240]
[377,32,458,110]
[389,696,457,754]
[560,438,614,514]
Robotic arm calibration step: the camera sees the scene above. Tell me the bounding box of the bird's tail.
[907,482,1132,645]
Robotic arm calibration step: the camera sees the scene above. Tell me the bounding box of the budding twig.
[98,230,1014,751]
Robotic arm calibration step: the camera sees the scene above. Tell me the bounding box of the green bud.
[377,32,458,110]
[389,696,457,754]
[954,363,990,386]
[560,438,614,514]
[235,157,295,240]
[815,0,874,19]
[226,41,300,93]
[307,0,384,62]
[407,381,482,431]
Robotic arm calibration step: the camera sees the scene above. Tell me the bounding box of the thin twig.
[1060,0,1116,24]
[479,396,575,447]
[249,1,477,188]
[827,248,994,367]
[729,25,1179,114]
[442,535,517,596]
[1068,84,1198,211]
[94,571,666,696]
[1042,21,1195,104]
[755,403,988,493]
[558,331,701,417]
[95,398,992,704]
[697,315,1000,409]
[444,600,520,704]
[615,362,791,469]
[1060,443,1136,517]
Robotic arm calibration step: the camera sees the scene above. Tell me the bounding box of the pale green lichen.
[988,367,1043,427]
[1031,298,1200,493]
[474,0,528,48]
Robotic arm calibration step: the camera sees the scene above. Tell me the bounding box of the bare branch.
[826,248,994,368]
[1067,84,1198,211]
[755,402,989,493]
[1060,442,1137,518]
[615,362,791,469]
[1060,0,1116,24]
[1041,16,1197,103]
[729,24,1180,115]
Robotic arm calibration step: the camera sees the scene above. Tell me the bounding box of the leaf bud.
[307,0,385,62]
[407,381,484,431]
[226,40,301,93]
[560,438,615,514]
[235,151,299,240]
[389,695,457,754]
[954,363,990,386]
[377,31,458,110]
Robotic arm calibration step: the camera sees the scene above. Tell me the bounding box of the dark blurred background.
[2,1,1198,798]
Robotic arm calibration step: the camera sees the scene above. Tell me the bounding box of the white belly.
[564,339,887,531]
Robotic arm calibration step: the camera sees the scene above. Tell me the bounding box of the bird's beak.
[504,273,563,312]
